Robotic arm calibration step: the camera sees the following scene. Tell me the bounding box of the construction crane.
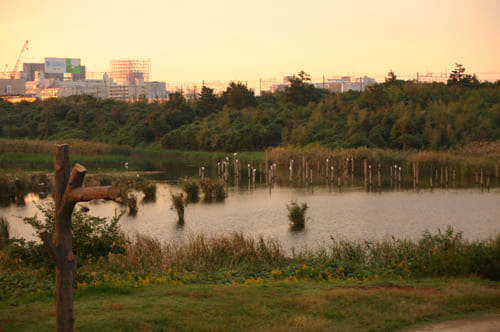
[10,40,29,79]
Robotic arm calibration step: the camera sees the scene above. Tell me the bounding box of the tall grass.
[0,138,133,156]
[267,144,499,179]
[98,232,287,277]
[1,227,500,299]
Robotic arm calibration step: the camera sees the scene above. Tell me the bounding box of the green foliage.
[447,63,479,87]
[286,200,309,230]
[285,70,327,106]
[10,203,127,268]
[0,76,499,151]
[199,178,226,202]
[178,178,200,203]
[197,86,221,115]
[410,226,500,280]
[222,82,256,110]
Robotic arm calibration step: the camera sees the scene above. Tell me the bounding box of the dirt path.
[402,313,500,332]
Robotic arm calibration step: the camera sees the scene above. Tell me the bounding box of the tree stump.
[39,144,119,332]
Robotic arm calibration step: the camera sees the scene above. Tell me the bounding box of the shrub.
[179,178,200,203]
[200,178,226,202]
[171,193,185,224]
[10,203,127,268]
[287,200,309,230]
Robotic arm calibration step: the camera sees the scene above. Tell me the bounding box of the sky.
[1,0,499,88]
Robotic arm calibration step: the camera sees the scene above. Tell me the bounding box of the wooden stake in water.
[377,164,381,188]
[368,165,372,186]
[364,159,368,184]
[440,166,443,186]
[416,161,419,187]
[480,168,484,188]
[326,158,329,181]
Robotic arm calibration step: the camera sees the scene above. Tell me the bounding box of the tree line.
[1,66,499,151]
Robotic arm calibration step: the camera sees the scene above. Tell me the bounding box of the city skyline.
[1,0,499,86]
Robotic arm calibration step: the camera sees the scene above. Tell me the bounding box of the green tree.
[223,82,256,110]
[197,86,220,115]
[166,91,187,109]
[447,63,478,87]
[285,70,325,106]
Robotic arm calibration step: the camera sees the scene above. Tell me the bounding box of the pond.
[3,176,499,253]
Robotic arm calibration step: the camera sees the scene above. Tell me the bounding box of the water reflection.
[1,168,499,253]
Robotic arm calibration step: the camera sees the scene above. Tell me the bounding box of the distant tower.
[110,59,150,85]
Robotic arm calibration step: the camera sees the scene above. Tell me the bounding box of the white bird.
[124,162,129,169]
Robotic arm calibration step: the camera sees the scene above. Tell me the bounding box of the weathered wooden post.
[480,168,484,188]
[363,159,368,184]
[377,164,381,188]
[40,144,119,332]
[368,164,372,186]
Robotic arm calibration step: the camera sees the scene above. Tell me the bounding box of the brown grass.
[0,138,132,156]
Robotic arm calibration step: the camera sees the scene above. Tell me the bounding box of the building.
[270,75,376,93]
[313,76,376,93]
[145,81,168,101]
[109,59,152,101]
[0,79,25,96]
[22,58,86,82]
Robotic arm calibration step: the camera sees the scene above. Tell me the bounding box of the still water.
[3,181,499,252]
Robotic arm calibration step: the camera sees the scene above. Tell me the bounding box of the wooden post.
[416,162,419,188]
[440,166,443,186]
[265,150,269,179]
[363,159,368,184]
[40,145,118,332]
[377,164,381,188]
[368,165,372,186]
[480,168,484,188]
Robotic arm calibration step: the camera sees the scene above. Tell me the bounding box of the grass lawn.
[1,280,499,332]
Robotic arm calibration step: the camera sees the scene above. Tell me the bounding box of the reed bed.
[1,226,499,298]
[0,138,133,156]
[95,232,288,278]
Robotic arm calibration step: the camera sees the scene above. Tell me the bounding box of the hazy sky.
[1,0,499,85]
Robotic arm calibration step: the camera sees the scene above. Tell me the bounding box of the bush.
[171,193,185,224]
[287,200,309,230]
[200,178,226,202]
[179,178,200,203]
[10,203,127,268]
